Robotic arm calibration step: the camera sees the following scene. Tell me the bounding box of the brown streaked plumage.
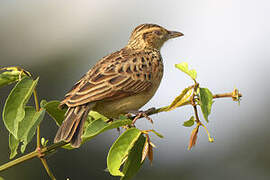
[54,24,183,147]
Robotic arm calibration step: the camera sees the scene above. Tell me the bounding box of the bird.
[54,24,183,147]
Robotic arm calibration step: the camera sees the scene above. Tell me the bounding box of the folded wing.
[60,49,154,108]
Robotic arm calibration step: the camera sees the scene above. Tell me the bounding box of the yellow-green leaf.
[199,88,213,122]
[175,62,197,80]
[183,116,195,127]
[107,128,142,177]
[2,77,39,138]
[0,70,21,88]
[161,86,193,112]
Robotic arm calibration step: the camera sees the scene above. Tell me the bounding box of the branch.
[0,91,241,172]
[0,141,67,172]
[150,91,242,115]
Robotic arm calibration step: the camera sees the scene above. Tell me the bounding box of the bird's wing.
[60,48,159,107]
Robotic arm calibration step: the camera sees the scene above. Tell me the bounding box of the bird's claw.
[127,108,156,125]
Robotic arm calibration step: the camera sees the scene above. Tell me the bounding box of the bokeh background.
[0,0,269,179]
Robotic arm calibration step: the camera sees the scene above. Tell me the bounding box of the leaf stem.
[200,123,214,142]
[33,89,41,148]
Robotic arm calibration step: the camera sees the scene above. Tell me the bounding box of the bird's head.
[127,24,183,50]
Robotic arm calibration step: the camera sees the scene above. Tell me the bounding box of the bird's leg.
[128,107,156,125]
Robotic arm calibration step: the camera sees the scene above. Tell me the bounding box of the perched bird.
[54,24,183,147]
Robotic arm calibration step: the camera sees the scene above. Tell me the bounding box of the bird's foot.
[127,108,156,125]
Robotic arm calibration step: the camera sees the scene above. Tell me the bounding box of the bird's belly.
[93,83,160,118]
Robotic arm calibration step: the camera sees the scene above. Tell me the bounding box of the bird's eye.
[153,30,162,36]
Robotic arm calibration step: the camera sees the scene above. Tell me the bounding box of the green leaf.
[0,176,4,180]
[9,133,19,159]
[183,116,195,127]
[199,88,213,122]
[63,118,133,149]
[2,77,39,138]
[107,128,142,177]
[16,106,36,139]
[121,135,146,180]
[160,86,193,112]
[17,107,45,153]
[8,107,45,154]
[42,100,66,126]
[175,62,197,80]
[82,119,132,141]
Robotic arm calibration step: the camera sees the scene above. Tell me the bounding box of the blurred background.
[0,0,269,179]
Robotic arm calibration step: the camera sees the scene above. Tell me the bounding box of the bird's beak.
[168,31,184,39]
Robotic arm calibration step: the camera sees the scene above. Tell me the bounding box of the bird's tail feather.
[54,103,94,148]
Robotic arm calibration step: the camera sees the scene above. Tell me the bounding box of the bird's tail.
[54,103,94,148]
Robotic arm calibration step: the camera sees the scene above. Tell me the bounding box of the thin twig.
[192,105,200,124]
[213,93,233,98]
[191,82,200,123]
[213,92,242,99]
[40,158,56,180]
